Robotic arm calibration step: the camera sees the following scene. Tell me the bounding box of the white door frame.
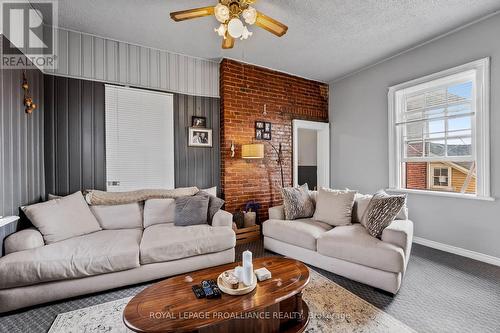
[292,120,330,188]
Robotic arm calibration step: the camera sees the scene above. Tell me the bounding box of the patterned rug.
[48,269,415,333]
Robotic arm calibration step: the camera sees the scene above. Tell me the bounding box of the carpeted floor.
[1,241,499,333]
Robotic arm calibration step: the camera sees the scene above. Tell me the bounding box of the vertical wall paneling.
[174,94,220,191]
[44,75,106,195]
[44,75,220,195]
[0,37,45,217]
[48,27,219,98]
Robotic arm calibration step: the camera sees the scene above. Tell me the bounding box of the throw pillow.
[202,186,218,197]
[22,191,102,244]
[195,191,225,224]
[313,188,356,226]
[352,193,373,224]
[281,184,315,220]
[174,195,210,226]
[362,190,407,238]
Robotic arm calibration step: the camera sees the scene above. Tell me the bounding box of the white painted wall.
[330,13,500,258]
[298,129,317,166]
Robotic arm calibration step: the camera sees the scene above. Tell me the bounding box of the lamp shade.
[241,144,264,159]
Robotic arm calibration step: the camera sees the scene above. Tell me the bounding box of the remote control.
[192,285,205,299]
[208,280,222,298]
[201,280,215,298]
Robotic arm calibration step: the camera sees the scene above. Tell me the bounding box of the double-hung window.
[388,58,491,199]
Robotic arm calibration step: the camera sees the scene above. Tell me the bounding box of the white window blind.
[398,79,474,163]
[105,85,174,192]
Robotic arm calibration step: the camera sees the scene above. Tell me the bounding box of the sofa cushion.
[22,191,102,244]
[90,203,143,229]
[0,229,142,289]
[313,188,356,226]
[263,218,332,251]
[143,198,176,228]
[140,224,236,264]
[317,224,405,273]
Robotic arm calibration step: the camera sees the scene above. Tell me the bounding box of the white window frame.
[388,58,492,201]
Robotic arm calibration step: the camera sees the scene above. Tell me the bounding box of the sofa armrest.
[212,210,233,228]
[382,219,414,260]
[269,205,285,220]
[4,228,44,255]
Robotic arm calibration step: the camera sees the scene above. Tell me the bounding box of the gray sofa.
[263,193,413,294]
[0,198,235,313]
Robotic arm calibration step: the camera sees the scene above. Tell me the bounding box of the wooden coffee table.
[123,257,310,333]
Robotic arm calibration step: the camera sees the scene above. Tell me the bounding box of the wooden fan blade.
[170,6,214,22]
[222,35,235,49]
[255,11,288,37]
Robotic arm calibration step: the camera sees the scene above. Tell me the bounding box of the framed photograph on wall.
[192,116,207,128]
[256,121,272,140]
[188,128,213,147]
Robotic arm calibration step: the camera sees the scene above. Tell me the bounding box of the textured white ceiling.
[33,0,500,82]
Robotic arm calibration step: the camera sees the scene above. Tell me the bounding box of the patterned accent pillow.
[362,190,407,238]
[281,184,315,220]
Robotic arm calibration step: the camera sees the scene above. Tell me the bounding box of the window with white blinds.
[105,85,174,192]
[388,59,491,199]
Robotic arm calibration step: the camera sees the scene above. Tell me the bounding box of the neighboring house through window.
[388,58,490,199]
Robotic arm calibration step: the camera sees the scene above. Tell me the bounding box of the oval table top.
[123,257,310,333]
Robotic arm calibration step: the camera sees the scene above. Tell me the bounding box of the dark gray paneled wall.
[174,94,220,191]
[0,39,45,217]
[43,75,220,194]
[44,75,106,195]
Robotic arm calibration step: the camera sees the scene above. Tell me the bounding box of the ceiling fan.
[170,0,288,49]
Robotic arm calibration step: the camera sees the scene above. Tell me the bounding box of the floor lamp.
[241,142,284,188]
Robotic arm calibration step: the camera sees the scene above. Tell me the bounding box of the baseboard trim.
[413,237,500,267]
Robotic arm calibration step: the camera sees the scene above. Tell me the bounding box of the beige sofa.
[0,199,235,313]
[263,196,413,294]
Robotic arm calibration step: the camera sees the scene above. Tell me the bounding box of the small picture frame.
[255,129,263,140]
[256,121,272,140]
[192,116,207,128]
[188,128,212,147]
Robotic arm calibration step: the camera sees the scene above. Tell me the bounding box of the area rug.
[49,269,415,333]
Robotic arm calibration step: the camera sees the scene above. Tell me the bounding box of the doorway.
[293,120,330,189]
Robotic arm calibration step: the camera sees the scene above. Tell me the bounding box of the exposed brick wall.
[406,162,427,189]
[220,59,329,222]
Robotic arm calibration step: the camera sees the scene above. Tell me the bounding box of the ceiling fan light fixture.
[240,26,253,40]
[214,23,227,38]
[227,18,244,38]
[214,3,230,23]
[242,6,257,25]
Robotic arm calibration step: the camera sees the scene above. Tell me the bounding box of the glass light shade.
[214,24,227,38]
[242,6,257,25]
[227,18,244,38]
[214,4,230,23]
[242,144,264,159]
[240,26,253,40]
